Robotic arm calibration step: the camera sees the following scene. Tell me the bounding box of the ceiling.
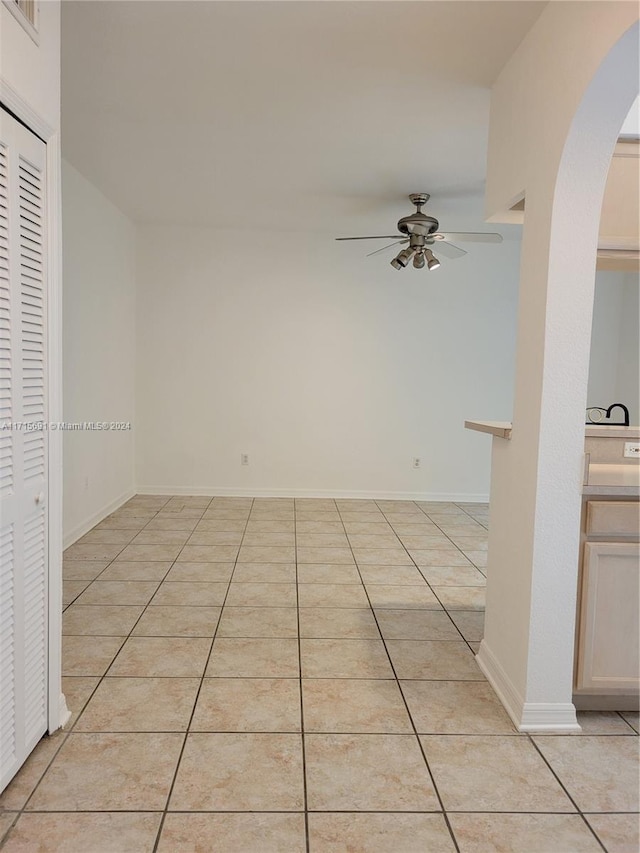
[61,1,546,234]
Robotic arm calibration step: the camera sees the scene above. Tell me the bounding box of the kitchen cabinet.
[574,498,640,700]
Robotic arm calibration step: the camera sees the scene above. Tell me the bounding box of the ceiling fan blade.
[366,240,408,257]
[335,235,403,241]
[432,231,503,244]
[430,240,467,260]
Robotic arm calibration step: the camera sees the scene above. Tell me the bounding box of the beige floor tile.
[76,529,138,546]
[163,561,233,582]
[63,604,145,636]
[445,537,489,552]
[217,606,298,638]
[377,501,420,512]
[585,814,640,853]
[299,607,380,639]
[244,519,295,533]
[335,500,378,511]
[0,731,68,810]
[169,733,304,810]
[305,734,438,811]
[206,637,300,677]
[353,548,413,566]
[158,813,306,853]
[620,711,639,733]
[27,732,183,811]
[450,610,485,641]
[75,580,160,606]
[308,813,455,853]
[144,516,199,532]
[342,521,394,535]
[62,676,100,726]
[108,636,211,677]
[192,678,301,732]
[576,711,639,734]
[409,549,472,567]
[449,813,602,853]
[224,581,297,607]
[298,583,369,608]
[301,639,393,678]
[296,499,337,510]
[132,605,221,637]
[237,545,296,563]
[402,680,516,734]
[297,564,362,584]
[248,510,295,521]
[297,546,355,565]
[532,735,640,811]
[432,586,486,610]
[0,813,16,845]
[295,511,340,522]
[391,522,440,536]
[62,636,125,676]
[176,544,239,562]
[358,565,426,585]
[116,543,183,562]
[346,533,402,549]
[395,534,452,549]
[150,580,228,607]
[386,640,483,680]
[421,735,574,811]
[62,559,110,580]
[296,533,350,548]
[98,561,173,581]
[62,580,91,606]
[75,677,200,732]
[193,518,246,532]
[420,566,486,587]
[63,543,124,562]
[96,515,151,530]
[365,583,441,610]
[340,512,386,523]
[303,678,412,733]
[2,812,162,853]
[462,549,488,568]
[295,520,345,534]
[202,509,249,521]
[185,530,244,546]
[375,609,460,641]
[232,562,296,582]
[240,532,296,547]
[131,530,191,545]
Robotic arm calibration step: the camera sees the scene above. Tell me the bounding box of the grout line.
[294,497,311,853]
[337,499,461,853]
[150,496,253,853]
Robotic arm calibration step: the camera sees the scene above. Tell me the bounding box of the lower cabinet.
[576,541,640,692]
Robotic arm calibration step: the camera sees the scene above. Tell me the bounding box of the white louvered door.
[0,109,48,792]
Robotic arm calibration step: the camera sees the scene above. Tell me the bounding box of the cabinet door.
[0,109,48,792]
[576,542,640,692]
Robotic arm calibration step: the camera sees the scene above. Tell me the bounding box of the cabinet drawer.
[586,501,640,537]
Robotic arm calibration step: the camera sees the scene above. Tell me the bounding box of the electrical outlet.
[623,442,640,459]
[240,454,249,466]
[412,457,421,469]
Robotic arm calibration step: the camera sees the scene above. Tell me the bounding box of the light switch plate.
[623,442,640,458]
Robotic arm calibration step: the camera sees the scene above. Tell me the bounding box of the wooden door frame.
[0,78,68,732]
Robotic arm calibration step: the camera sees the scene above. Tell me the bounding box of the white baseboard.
[135,485,489,502]
[63,486,136,549]
[476,640,581,733]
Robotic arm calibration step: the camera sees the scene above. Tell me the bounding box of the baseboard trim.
[63,486,136,548]
[135,485,489,502]
[476,640,580,733]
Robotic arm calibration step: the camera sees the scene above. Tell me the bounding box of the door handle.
[35,491,45,505]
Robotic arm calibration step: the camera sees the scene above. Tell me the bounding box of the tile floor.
[1,495,639,852]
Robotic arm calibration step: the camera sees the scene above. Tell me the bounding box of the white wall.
[589,271,640,424]
[136,225,521,499]
[0,0,60,130]
[62,161,136,544]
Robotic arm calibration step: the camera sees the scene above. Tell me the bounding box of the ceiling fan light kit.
[336,192,503,272]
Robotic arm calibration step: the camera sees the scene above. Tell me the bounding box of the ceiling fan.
[336,193,503,270]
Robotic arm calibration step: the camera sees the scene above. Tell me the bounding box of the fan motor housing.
[397,213,439,236]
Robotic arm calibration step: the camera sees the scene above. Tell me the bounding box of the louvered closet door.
[0,109,48,792]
